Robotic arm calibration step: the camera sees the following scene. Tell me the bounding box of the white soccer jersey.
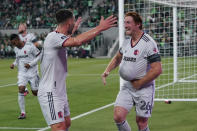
[19,32,37,43]
[14,42,40,77]
[38,31,69,99]
[119,33,160,86]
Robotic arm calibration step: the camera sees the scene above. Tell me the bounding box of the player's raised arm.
[63,15,117,47]
[71,17,82,36]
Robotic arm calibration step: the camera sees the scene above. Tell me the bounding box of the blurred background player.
[10,34,41,119]
[38,9,117,131]
[102,12,162,131]
[18,23,40,48]
[18,23,40,96]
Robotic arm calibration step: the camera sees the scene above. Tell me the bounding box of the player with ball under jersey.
[102,12,162,131]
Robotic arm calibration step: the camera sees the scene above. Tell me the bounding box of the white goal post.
[119,0,197,101]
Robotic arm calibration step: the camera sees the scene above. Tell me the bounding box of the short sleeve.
[31,34,38,43]
[31,44,40,56]
[146,42,161,63]
[53,34,69,48]
[119,39,129,55]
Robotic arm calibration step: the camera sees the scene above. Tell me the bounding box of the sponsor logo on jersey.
[123,56,136,62]
[18,55,28,58]
[134,49,139,55]
[24,50,26,54]
[58,111,63,118]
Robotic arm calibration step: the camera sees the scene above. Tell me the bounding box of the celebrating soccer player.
[37,9,117,131]
[10,34,41,119]
[102,12,162,131]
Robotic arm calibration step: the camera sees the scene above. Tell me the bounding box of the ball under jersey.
[119,33,161,87]
[19,33,37,43]
[38,31,69,99]
[14,42,40,77]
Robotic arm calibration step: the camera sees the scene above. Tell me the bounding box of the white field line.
[0,127,42,130]
[178,74,197,81]
[0,74,119,89]
[37,103,115,131]
[0,83,17,88]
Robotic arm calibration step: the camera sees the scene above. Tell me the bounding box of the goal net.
[122,0,197,101]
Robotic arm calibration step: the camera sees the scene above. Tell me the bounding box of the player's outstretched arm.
[25,51,41,69]
[10,58,18,69]
[63,15,117,47]
[101,52,122,85]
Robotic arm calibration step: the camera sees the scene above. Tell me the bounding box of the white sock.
[116,120,131,131]
[18,93,25,113]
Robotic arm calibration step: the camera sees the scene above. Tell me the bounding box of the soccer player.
[18,23,40,48]
[38,9,117,131]
[102,12,162,131]
[10,34,41,119]
[18,23,40,96]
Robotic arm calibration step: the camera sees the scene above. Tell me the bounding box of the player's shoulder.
[46,31,68,40]
[24,42,35,49]
[142,33,157,45]
[141,33,151,42]
[14,47,18,52]
[123,36,131,45]
[25,41,33,46]
[27,32,35,36]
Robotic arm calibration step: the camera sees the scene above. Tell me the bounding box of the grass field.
[0,58,197,131]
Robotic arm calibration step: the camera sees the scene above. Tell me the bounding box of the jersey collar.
[130,32,144,48]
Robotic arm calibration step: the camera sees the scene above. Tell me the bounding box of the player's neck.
[131,30,143,47]
[22,31,27,37]
[131,30,143,41]
[18,42,25,49]
[56,25,68,35]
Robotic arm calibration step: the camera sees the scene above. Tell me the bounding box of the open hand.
[98,15,117,31]
[75,17,82,28]
[101,71,110,85]
[72,17,82,35]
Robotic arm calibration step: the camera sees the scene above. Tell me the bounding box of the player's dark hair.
[56,9,73,24]
[10,34,19,41]
[125,12,143,29]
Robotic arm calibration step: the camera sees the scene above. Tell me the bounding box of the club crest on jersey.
[134,49,139,55]
[58,111,63,118]
[24,50,26,54]
[153,48,157,53]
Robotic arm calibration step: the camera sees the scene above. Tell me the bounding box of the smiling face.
[124,16,141,36]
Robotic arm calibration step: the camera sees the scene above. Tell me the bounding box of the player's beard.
[67,23,74,35]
